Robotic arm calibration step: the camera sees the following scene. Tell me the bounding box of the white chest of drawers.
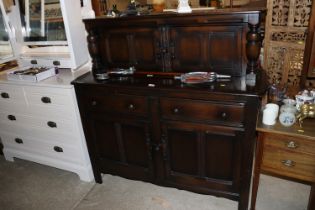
[0,66,94,182]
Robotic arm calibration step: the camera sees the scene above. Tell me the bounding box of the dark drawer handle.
[128,104,135,110]
[8,115,16,121]
[1,92,9,98]
[47,121,57,128]
[15,138,23,144]
[173,108,179,114]
[91,100,97,106]
[41,97,51,103]
[53,146,63,153]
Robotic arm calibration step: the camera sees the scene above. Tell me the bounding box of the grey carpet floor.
[0,156,311,210]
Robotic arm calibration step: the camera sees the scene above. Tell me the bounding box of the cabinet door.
[99,28,163,71]
[160,121,242,199]
[169,25,245,76]
[85,114,155,182]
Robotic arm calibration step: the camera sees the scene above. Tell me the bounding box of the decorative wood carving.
[264,0,312,86]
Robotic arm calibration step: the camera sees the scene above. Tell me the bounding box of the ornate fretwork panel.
[294,0,312,27]
[271,0,290,26]
[271,31,306,43]
[264,0,312,86]
[266,46,286,83]
[287,49,304,86]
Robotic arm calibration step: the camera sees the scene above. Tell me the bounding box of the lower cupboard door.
[160,121,243,199]
[87,116,155,182]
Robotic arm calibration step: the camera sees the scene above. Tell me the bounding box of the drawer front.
[0,84,26,104]
[0,111,78,134]
[160,98,244,126]
[262,146,315,182]
[84,94,149,117]
[0,122,80,144]
[1,132,83,165]
[264,133,315,156]
[25,92,74,107]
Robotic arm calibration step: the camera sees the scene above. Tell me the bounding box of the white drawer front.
[0,122,80,145]
[0,84,26,104]
[1,132,83,165]
[25,92,74,107]
[0,111,78,134]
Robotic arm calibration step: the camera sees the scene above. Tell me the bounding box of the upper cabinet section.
[0,0,14,63]
[19,0,66,44]
[1,0,90,70]
[84,9,265,78]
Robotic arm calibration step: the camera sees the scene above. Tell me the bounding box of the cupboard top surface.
[86,7,265,20]
[72,70,268,97]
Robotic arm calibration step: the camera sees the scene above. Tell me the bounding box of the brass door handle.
[281,159,296,167]
[286,141,299,149]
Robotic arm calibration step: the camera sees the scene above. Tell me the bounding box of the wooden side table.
[251,117,315,210]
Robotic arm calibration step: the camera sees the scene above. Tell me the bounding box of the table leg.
[250,133,265,210]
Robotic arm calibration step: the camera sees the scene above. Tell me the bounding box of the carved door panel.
[86,114,155,182]
[99,28,162,71]
[169,26,245,76]
[160,121,242,197]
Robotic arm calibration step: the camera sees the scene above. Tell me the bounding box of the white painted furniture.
[0,66,94,182]
[5,0,90,70]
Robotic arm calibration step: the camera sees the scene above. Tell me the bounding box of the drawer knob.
[41,96,51,103]
[53,146,63,153]
[91,100,97,106]
[173,108,179,114]
[128,104,135,110]
[8,115,16,121]
[286,141,299,149]
[221,112,227,119]
[15,138,23,144]
[281,159,296,167]
[1,92,9,98]
[47,121,57,128]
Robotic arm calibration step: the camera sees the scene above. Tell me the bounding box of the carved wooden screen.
[263,0,312,86]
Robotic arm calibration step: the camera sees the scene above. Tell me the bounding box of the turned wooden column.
[246,14,262,75]
[87,29,107,80]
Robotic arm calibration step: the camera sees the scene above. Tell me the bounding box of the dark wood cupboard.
[84,9,264,78]
[74,8,267,210]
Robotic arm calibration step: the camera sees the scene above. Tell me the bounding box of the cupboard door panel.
[170,26,244,75]
[121,123,150,167]
[208,30,243,75]
[94,119,121,161]
[161,121,242,198]
[88,116,154,181]
[205,133,238,181]
[168,128,199,175]
[99,28,162,70]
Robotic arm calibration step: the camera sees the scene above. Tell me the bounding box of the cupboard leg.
[308,183,315,210]
[250,133,265,210]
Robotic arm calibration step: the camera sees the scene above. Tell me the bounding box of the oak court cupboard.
[72,7,268,210]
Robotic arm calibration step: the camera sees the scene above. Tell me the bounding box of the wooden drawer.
[264,133,315,156]
[84,94,149,117]
[1,132,84,165]
[160,98,244,126]
[262,146,315,182]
